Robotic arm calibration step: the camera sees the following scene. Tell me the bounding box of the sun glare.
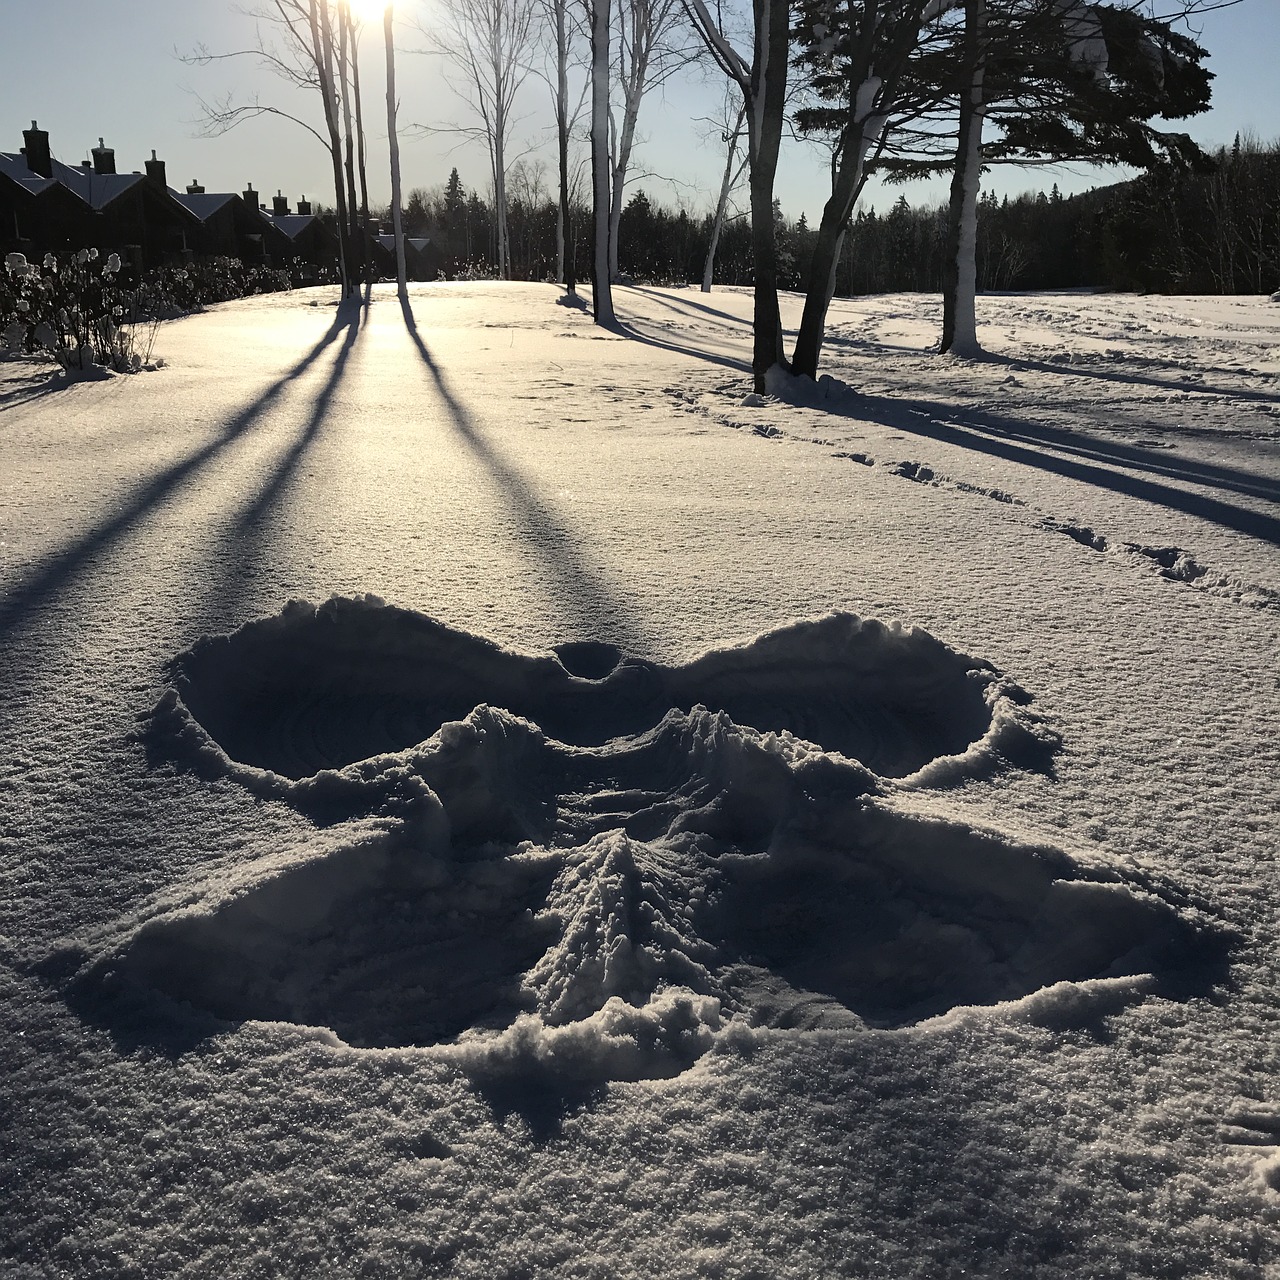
[345,0,389,23]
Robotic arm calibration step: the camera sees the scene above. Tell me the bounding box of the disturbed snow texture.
[99,596,1188,1066]
[1,284,1278,1278]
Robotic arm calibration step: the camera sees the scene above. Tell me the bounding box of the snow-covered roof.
[171,190,238,221]
[47,157,144,210]
[375,234,432,253]
[0,152,57,196]
[263,211,320,240]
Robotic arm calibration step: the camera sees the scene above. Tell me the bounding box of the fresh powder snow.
[1,282,1277,1277]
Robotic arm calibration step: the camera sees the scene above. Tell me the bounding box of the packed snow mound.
[763,363,855,406]
[163,594,1053,784]
[72,597,1220,1074]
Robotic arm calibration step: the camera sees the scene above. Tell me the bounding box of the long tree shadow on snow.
[548,295,1277,536]
[398,295,643,646]
[187,300,366,627]
[819,325,1280,411]
[911,398,1280,506]
[1000,350,1280,411]
[624,286,756,332]
[614,314,752,376]
[0,298,365,646]
[816,338,1280,501]
[830,391,1280,547]
[829,366,1280,506]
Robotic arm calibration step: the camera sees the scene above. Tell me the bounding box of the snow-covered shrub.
[1,254,303,376]
[2,249,156,374]
[133,257,296,312]
[454,259,501,282]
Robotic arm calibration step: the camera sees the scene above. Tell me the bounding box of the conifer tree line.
[388,132,1280,299]
[196,0,1249,383]
[386,167,759,284]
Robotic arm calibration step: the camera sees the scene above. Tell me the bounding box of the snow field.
[1,282,1277,1278]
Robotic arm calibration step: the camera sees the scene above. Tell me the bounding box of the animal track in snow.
[1042,519,1279,611]
[880,459,1025,505]
[675,379,1030,507]
[77,598,1222,1082]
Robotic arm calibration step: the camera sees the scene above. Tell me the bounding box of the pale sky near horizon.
[1,0,1275,227]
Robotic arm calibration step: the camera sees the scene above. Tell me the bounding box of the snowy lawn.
[1,282,1278,1278]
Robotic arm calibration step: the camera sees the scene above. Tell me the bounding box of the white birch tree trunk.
[313,0,354,295]
[349,10,372,281]
[384,3,407,297]
[941,0,987,356]
[554,0,570,285]
[338,10,360,240]
[950,108,984,355]
[607,27,646,281]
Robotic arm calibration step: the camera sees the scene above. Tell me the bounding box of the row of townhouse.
[0,121,440,278]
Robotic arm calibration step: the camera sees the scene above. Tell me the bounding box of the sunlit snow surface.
[1,284,1278,1277]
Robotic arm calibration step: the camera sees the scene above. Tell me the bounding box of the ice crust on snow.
[82,596,1212,1075]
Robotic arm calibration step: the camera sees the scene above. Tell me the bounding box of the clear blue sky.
[1,0,1275,223]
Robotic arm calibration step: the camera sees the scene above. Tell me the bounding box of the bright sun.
[345,0,389,22]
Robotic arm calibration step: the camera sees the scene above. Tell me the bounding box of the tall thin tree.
[384,2,408,296]
[607,0,691,280]
[587,0,617,321]
[185,0,359,294]
[685,0,791,389]
[425,0,539,279]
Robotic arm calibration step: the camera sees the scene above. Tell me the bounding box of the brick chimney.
[296,195,312,216]
[272,190,289,216]
[243,183,259,210]
[21,121,52,179]
[91,137,116,175]
[145,149,166,191]
[186,179,205,194]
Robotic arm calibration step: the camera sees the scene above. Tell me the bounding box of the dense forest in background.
[388,135,1279,295]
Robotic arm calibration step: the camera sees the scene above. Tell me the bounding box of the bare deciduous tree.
[698,92,749,291]
[186,0,360,293]
[344,5,374,282]
[684,0,791,389]
[534,0,589,290]
[384,2,408,296]
[607,0,695,280]
[424,0,539,279]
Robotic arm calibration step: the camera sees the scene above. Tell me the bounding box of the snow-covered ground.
[1,283,1277,1278]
